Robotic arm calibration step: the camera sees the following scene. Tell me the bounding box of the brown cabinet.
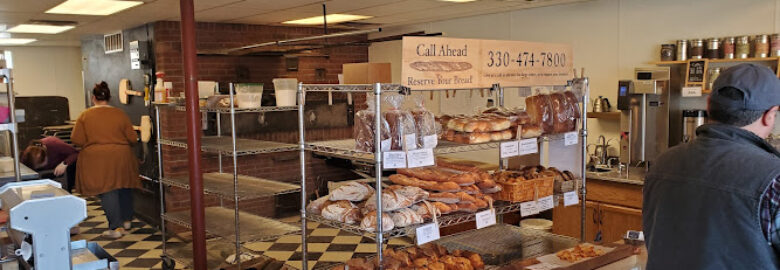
[552,178,643,243]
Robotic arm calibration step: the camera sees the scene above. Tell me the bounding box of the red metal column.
[179,0,207,268]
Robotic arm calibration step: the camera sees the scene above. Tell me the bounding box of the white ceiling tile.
[0,0,63,13]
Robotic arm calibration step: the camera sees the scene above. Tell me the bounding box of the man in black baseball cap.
[643,63,780,269]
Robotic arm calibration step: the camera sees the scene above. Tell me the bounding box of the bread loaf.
[360,211,395,232]
[525,95,554,134]
[354,98,390,152]
[384,95,417,151]
[428,192,460,204]
[306,195,332,215]
[412,97,438,149]
[520,124,543,139]
[329,182,374,202]
[391,208,424,227]
[564,91,581,119]
[321,200,362,224]
[550,93,569,133]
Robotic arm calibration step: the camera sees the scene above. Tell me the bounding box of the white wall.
[370,0,780,150]
[1,46,85,120]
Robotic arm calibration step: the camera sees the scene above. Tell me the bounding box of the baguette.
[461,185,480,195]
[388,174,460,192]
[428,192,460,204]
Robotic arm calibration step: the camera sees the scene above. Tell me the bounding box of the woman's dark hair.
[21,140,46,169]
[93,81,111,101]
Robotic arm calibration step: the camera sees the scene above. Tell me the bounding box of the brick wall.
[154,21,367,221]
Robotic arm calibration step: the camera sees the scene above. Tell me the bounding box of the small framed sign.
[685,59,708,86]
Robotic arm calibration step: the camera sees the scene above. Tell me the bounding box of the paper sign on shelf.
[563,191,579,207]
[537,195,554,211]
[381,139,391,151]
[520,201,539,217]
[407,148,435,168]
[475,209,497,229]
[564,131,578,146]
[383,151,407,169]
[500,141,520,158]
[423,135,438,149]
[518,138,539,155]
[682,86,702,97]
[415,223,441,245]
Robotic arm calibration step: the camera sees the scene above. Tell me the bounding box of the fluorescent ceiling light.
[0,38,36,45]
[283,14,372,25]
[438,0,479,2]
[7,24,74,34]
[46,0,143,16]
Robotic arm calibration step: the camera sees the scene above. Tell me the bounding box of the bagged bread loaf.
[411,96,438,149]
[550,93,571,133]
[384,95,417,151]
[525,95,554,134]
[354,96,391,152]
[329,182,374,202]
[564,91,581,119]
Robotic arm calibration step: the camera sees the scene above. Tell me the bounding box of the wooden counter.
[553,177,643,243]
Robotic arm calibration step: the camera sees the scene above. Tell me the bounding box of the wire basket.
[495,177,554,202]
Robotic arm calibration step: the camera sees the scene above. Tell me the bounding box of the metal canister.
[736,36,750,59]
[721,37,735,59]
[770,34,780,57]
[706,38,720,59]
[676,40,688,61]
[708,67,721,91]
[689,39,704,59]
[754,34,769,58]
[661,44,675,61]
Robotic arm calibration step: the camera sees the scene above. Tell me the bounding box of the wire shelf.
[161,172,300,200]
[306,139,508,163]
[159,136,297,156]
[301,84,407,93]
[306,201,525,240]
[163,206,301,243]
[164,105,299,113]
[164,239,251,269]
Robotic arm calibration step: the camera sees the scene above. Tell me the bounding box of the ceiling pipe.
[179,0,207,269]
[223,28,381,53]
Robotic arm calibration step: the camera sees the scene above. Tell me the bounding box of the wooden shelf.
[587,111,621,120]
[654,57,779,65]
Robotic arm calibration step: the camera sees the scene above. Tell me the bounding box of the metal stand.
[0,67,21,182]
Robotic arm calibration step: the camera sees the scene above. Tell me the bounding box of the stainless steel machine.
[682,110,708,143]
[618,67,671,167]
[0,180,118,269]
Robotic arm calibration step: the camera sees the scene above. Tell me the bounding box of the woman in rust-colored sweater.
[72,81,139,238]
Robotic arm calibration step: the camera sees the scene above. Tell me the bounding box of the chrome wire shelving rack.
[152,83,302,269]
[297,80,590,269]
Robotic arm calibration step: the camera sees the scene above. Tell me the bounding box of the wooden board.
[500,243,634,270]
[586,178,643,209]
[401,36,573,90]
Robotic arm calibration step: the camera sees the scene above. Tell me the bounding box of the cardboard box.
[342,63,391,84]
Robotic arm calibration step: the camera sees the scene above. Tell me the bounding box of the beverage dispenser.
[618,67,671,167]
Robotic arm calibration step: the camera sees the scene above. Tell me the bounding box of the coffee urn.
[682,110,707,143]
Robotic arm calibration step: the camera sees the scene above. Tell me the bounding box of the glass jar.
[736,36,750,59]
[721,37,735,59]
[676,40,688,61]
[708,67,721,91]
[706,38,720,59]
[754,35,769,58]
[770,34,780,57]
[661,44,675,61]
[689,39,704,59]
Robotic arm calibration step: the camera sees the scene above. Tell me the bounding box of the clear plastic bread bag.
[354,95,390,152]
[411,95,437,149]
[383,94,417,151]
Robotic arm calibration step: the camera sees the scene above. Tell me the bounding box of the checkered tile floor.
[74,196,412,270]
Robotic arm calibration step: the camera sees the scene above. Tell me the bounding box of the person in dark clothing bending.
[21,136,78,192]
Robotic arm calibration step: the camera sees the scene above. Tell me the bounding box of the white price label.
[423,135,438,149]
[520,201,539,216]
[563,191,579,207]
[518,138,539,155]
[381,139,391,151]
[500,141,520,158]
[405,134,418,150]
[682,86,702,97]
[564,131,578,146]
[475,209,497,229]
[407,148,435,168]
[526,262,560,270]
[537,195,554,211]
[415,223,440,245]
[382,151,407,169]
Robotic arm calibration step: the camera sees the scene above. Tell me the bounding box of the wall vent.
[104,32,123,54]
